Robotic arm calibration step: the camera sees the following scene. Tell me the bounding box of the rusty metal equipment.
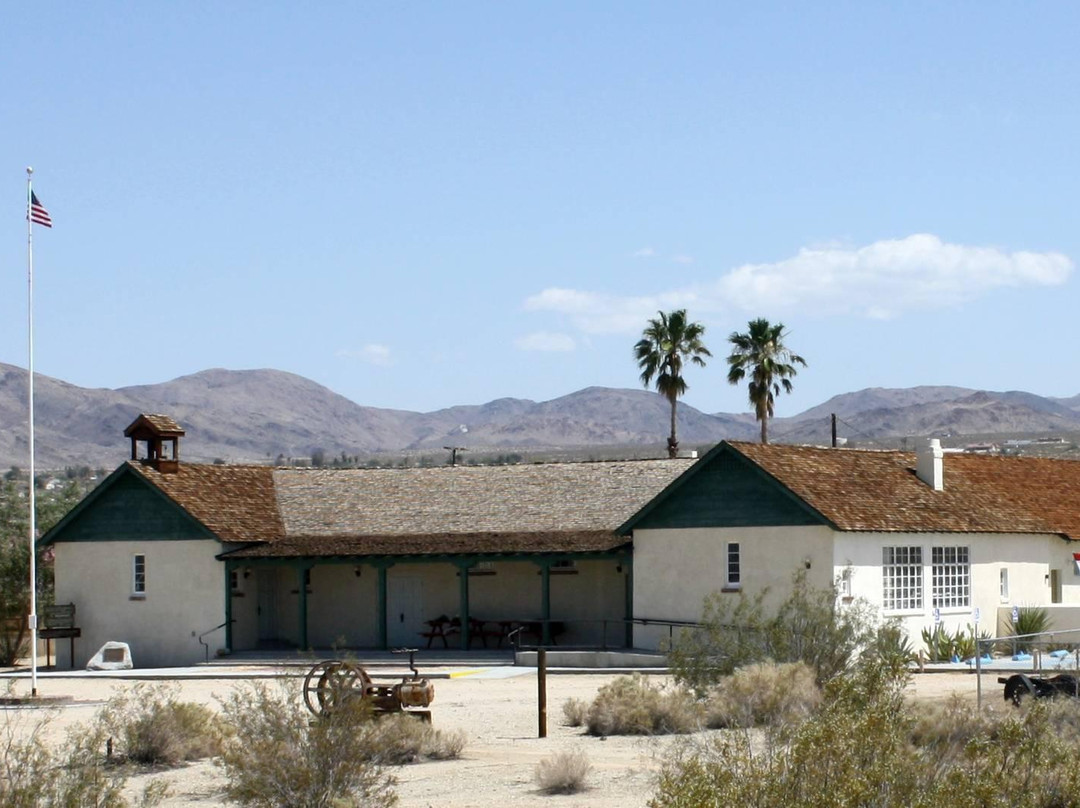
[999,672,1080,705]
[303,648,435,721]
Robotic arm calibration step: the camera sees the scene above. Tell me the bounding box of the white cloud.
[514,331,576,352]
[632,247,656,258]
[337,343,393,366]
[524,287,698,334]
[525,234,1073,332]
[671,254,695,265]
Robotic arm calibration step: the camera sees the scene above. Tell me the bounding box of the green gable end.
[47,469,214,543]
[630,449,825,531]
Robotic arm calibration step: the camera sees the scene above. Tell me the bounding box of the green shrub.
[218,680,397,808]
[669,569,879,692]
[0,705,165,807]
[652,660,1080,808]
[870,620,917,675]
[535,749,591,795]
[1001,606,1052,653]
[704,661,821,729]
[586,674,701,736]
[100,683,222,766]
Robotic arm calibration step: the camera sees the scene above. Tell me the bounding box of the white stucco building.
[42,416,1080,667]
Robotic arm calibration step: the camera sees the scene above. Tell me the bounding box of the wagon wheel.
[303,661,372,716]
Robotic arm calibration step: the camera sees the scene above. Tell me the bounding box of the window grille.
[932,546,970,609]
[882,546,922,611]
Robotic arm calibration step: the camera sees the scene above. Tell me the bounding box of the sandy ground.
[0,667,988,807]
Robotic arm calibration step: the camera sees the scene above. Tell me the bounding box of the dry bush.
[365,713,466,764]
[907,693,1004,758]
[100,682,223,766]
[705,661,821,729]
[0,703,165,807]
[535,749,591,795]
[562,698,588,727]
[586,674,701,736]
[218,680,396,808]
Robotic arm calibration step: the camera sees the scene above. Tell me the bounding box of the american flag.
[29,191,52,228]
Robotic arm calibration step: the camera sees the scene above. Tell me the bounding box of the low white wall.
[53,539,225,668]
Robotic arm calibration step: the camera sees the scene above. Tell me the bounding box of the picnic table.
[419,616,460,648]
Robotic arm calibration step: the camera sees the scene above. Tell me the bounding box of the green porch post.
[376,564,389,651]
[623,555,634,649]
[539,560,552,645]
[457,562,472,650]
[297,563,312,651]
[224,560,234,653]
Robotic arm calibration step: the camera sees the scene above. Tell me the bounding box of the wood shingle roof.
[728,441,1080,539]
[131,458,694,558]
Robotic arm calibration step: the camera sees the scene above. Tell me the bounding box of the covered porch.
[222,550,635,654]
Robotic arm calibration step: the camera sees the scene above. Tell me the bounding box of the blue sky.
[3,3,1078,418]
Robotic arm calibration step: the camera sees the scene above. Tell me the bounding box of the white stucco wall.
[632,525,834,650]
[53,539,225,668]
[835,532,1078,647]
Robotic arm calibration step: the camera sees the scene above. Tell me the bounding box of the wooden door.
[387,577,424,648]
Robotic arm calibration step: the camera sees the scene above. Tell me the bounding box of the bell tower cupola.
[124,414,185,473]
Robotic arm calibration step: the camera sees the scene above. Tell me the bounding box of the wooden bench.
[39,603,80,669]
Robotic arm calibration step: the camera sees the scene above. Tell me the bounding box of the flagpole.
[26,167,39,698]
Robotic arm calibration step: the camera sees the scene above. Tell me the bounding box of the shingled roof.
[129,461,283,542]
[130,458,695,558]
[727,441,1080,539]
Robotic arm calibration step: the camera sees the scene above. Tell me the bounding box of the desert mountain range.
[1,363,1079,470]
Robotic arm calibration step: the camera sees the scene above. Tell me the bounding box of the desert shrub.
[907,693,1005,760]
[364,713,466,764]
[585,674,700,736]
[669,569,879,693]
[99,683,223,766]
[0,705,165,807]
[218,680,396,808]
[653,659,1080,808]
[535,749,591,795]
[562,698,588,727]
[652,660,925,807]
[704,661,821,729]
[870,620,918,675]
[1000,606,1052,653]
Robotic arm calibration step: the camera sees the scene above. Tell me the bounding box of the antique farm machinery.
[999,672,1080,705]
[303,649,435,721]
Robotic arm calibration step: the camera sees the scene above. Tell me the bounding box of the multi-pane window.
[132,554,146,596]
[932,546,970,609]
[999,568,1009,602]
[882,546,922,611]
[726,542,741,587]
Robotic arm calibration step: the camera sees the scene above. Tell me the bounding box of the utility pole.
[444,446,467,466]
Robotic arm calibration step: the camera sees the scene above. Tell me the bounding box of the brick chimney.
[916,437,944,491]
[123,414,185,473]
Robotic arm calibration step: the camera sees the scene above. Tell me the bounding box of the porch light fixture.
[354,567,362,578]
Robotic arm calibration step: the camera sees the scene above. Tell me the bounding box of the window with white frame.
[932,546,970,609]
[132,554,146,596]
[999,567,1009,601]
[725,542,741,588]
[839,567,853,598]
[882,546,922,611]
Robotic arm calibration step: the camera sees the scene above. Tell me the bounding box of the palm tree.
[726,318,807,444]
[634,310,712,458]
